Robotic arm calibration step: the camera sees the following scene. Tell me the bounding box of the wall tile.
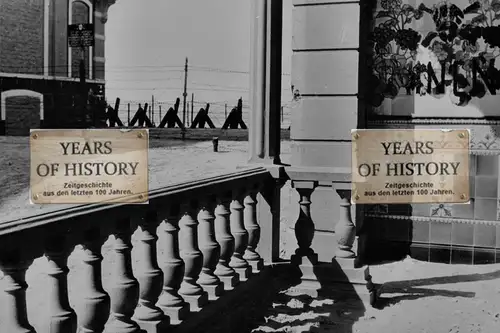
[430,222,452,245]
[451,223,474,246]
[451,246,473,265]
[476,155,498,176]
[473,224,496,248]
[411,203,431,216]
[430,204,452,217]
[473,248,496,265]
[412,221,430,243]
[410,243,429,262]
[450,202,474,219]
[474,198,497,220]
[475,176,498,198]
[430,245,451,264]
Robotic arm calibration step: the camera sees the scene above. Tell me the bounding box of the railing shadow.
[249,261,368,333]
[373,269,500,310]
[375,269,500,309]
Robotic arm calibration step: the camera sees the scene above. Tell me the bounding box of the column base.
[135,317,170,333]
[200,282,224,301]
[218,274,240,291]
[232,266,252,282]
[104,318,142,333]
[321,257,378,307]
[289,252,322,295]
[286,256,378,307]
[247,258,264,273]
[180,292,209,312]
[159,304,190,325]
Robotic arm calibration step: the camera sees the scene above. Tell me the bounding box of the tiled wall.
[411,221,500,265]
[364,154,500,265]
[411,155,499,221]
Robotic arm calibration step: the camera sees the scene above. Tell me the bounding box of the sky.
[105,0,293,124]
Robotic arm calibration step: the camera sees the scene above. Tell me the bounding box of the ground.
[1,137,500,332]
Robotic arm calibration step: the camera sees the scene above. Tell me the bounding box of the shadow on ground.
[375,270,500,309]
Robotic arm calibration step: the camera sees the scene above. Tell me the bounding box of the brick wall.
[0,0,45,75]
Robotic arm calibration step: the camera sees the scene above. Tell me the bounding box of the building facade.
[285,0,500,265]
[0,0,116,135]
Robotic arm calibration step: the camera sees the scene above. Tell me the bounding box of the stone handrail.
[0,166,281,333]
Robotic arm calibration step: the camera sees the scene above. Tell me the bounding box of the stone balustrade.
[0,167,280,333]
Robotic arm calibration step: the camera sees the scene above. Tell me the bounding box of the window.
[68,0,93,79]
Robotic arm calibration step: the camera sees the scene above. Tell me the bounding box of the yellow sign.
[30,129,149,204]
[351,129,470,204]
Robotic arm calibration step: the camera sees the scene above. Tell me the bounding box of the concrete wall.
[290,0,362,261]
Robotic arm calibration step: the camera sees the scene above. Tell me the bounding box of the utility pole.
[79,46,87,128]
[225,103,227,120]
[191,93,194,124]
[151,95,155,124]
[127,103,130,125]
[182,57,188,127]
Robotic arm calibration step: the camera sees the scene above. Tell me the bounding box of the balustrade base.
[104,318,143,333]
[219,274,240,291]
[247,258,264,273]
[134,316,170,333]
[289,253,322,294]
[321,258,377,307]
[159,304,190,325]
[180,292,209,312]
[232,266,252,282]
[287,256,377,307]
[200,282,224,301]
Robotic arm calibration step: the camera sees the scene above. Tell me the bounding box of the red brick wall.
[0,0,45,75]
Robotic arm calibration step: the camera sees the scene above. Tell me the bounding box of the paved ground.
[250,257,500,333]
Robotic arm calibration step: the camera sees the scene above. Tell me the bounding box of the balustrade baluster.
[157,205,189,324]
[44,235,77,333]
[104,218,141,333]
[290,181,318,264]
[0,253,35,333]
[79,228,110,333]
[197,197,223,300]
[289,181,321,293]
[243,188,264,273]
[229,190,251,281]
[334,189,356,259]
[133,211,169,333]
[178,201,208,311]
[214,196,239,290]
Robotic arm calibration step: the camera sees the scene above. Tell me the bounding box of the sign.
[68,23,94,48]
[351,129,470,204]
[30,129,149,204]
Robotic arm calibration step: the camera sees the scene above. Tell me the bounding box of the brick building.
[0,0,117,135]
